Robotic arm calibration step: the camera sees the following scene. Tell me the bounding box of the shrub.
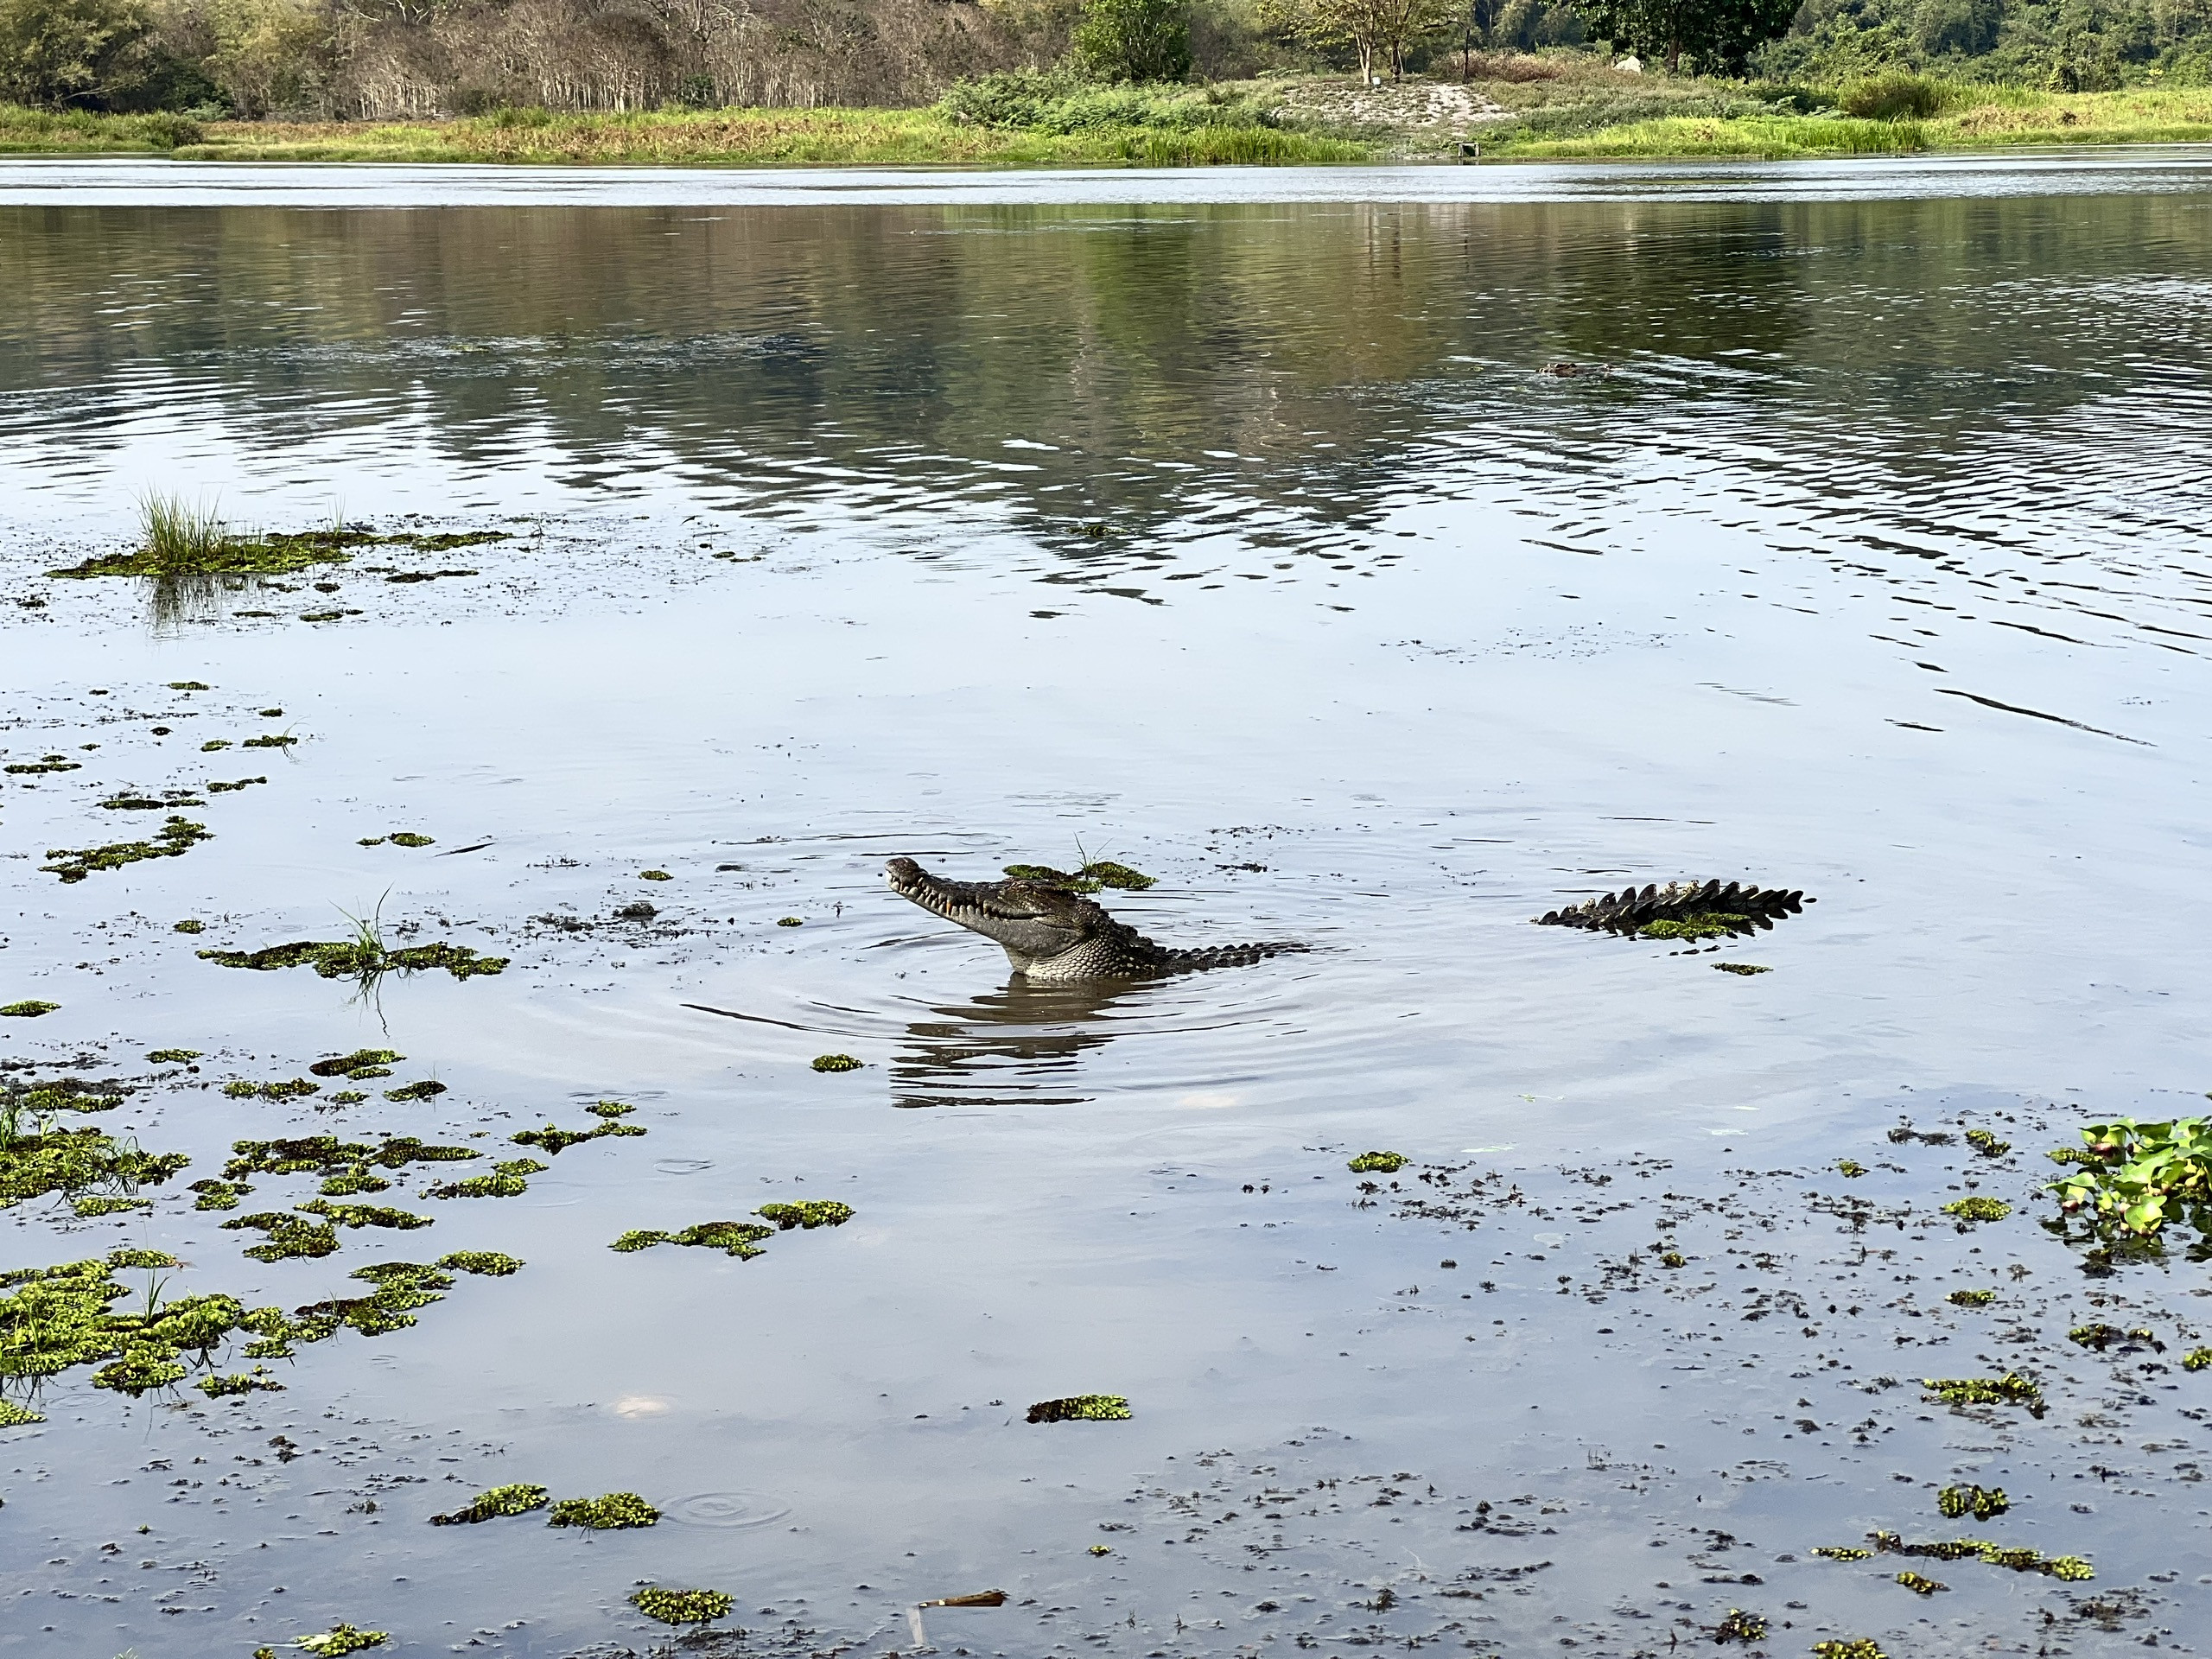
[1071,0,1192,82]
[1840,71,1947,119]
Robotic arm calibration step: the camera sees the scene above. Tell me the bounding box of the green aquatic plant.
[223,1135,476,1179]
[309,1049,404,1078]
[223,1078,321,1101]
[435,1251,521,1276]
[1811,1643,1886,1659]
[167,679,210,691]
[222,1213,341,1262]
[757,1200,855,1230]
[428,1159,544,1198]
[316,1167,390,1195]
[1,1122,189,1211]
[547,1491,658,1529]
[1027,1394,1131,1422]
[611,1221,775,1259]
[201,739,232,752]
[430,1481,548,1524]
[0,1398,46,1425]
[1810,1546,1872,1560]
[776,916,804,926]
[198,940,508,981]
[639,868,671,880]
[0,1001,60,1018]
[1867,1529,2090,1580]
[206,777,266,793]
[382,1081,448,1103]
[2045,1116,2212,1260]
[1713,962,1770,975]
[0,1249,258,1394]
[387,833,434,848]
[1938,1484,2008,1520]
[631,1586,732,1625]
[3,754,80,775]
[190,1179,251,1211]
[1922,1372,2043,1414]
[2068,1322,2158,1351]
[1894,1569,1947,1594]
[41,816,210,883]
[811,1054,862,1072]
[1712,1610,1767,1642]
[72,1194,151,1217]
[1965,1128,2011,1157]
[1637,911,1751,940]
[585,1100,633,1118]
[1347,1151,1407,1173]
[1836,1159,1867,1178]
[147,1048,200,1063]
[1945,1287,1994,1306]
[194,1367,284,1397]
[296,1198,433,1230]
[1942,1196,2012,1223]
[295,1624,389,1655]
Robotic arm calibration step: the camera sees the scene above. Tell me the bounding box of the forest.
[0,0,2206,124]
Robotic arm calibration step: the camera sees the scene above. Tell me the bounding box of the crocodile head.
[886,856,1114,975]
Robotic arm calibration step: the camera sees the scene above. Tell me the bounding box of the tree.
[1257,0,1455,79]
[1574,0,1797,73]
[1070,0,1191,79]
[0,0,148,105]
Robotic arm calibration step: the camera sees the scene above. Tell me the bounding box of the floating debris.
[631,1586,733,1625]
[919,1591,1007,1608]
[430,1482,548,1525]
[1894,1570,1948,1595]
[1836,1159,1867,1178]
[3,754,80,775]
[205,776,266,793]
[1712,961,1771,974]
[1811,1643,1885,1659]
[640,868,672,880]
[291,1622,390,1655]
[242,734,297,748]
[172,918,207,932]
[1027,1395,1131,1423]
[1867,1529,2091,1580]
[388,833,434,847]
[1965,1128,2012,1156]
[547,1491,658,1529]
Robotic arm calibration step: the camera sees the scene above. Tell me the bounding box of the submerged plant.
[1027,1394,1131,1423]
[547,1491,658,1529]
[631,1586,732,1625]
[430,1481,548,1524]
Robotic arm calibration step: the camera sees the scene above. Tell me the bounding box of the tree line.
[2,0,2204,118]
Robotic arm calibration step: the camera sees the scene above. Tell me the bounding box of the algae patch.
[429,1159,545,1198]
[632,1586,733,1624]
[1027,1394,1131,1423]
[431,1481,549,1524]
[41,815,210,882]
[547,1491,658,1529]
[198,938,509,981]
[811,1053,862,1073]
[1348,1151,1408,1174]
[612,1221,774,1260]
[0,1001,61,1019]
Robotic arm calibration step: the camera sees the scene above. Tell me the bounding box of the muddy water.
[2,158,2210,1658]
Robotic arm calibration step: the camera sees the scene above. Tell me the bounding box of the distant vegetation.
[1,0,2206,161]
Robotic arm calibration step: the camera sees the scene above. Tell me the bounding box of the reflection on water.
[889,976,1145,1109]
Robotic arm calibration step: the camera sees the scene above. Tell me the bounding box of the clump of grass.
[141,493,231,574]
[1027,1394,1131,1422]
[547,1491,658,1529]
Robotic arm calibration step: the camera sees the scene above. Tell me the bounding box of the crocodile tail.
[1160,941,1309,971]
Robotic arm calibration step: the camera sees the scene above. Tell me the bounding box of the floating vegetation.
[3,754,81,775]
[1811,1643,1885,1659]
[1810,1546,1872,1561]
[202,739,232,751]
[0,1001,60,1019]
[172,918,207,932]
[776,916,804,926]
[310,1049,404,1078]
[1347,1151,1407,1174]
[198,939,508,981]
[1027,1394,1131,1423]
[1945,1288,1994,1306]
[1942,1196,2012,1223]
[2068,1322,2158,1351]
[640,868,671,880]
[293,1623,390,1655]
[612,1221,774,1260]
[190,1179,251,1211]
[49,512,510,581]
[329,1090,367,1105]
[222,1213,340,1261]
[72,1194,149,1217]
[430,1481,548,1524]
[547,1491,658,1529]
[242,733,297,748]
[195,1367,284,1397]
[1923,1372,2044,1414]
[382,1080,448,1102]
[1894,1569,1948,1595]
[388,833,434,848]
[224,1135,477,1179]
[757,1200,855,1230]
[429,1159,543,1198]
[811,1053,862,1073]
[1712,1609,1768,1642]
[632,1586,732,1625]
[0,1249,251,1394]
[1938,1484,2009,1520]
[513,1115,645,1154]
[1965,1128,2012,1156]
[10,1078,126,1116]
[0,1122,188,1211]
[296,1198,433,1230]
[1867,1529,2092,1580]
[41,815,210,882]
[0,1398,45,1425]
[1713,962,1771,974]
[224,1077,321,1101]
[318,1167,390,1195]
[1637,912,1751,940]
[2045,1116,2212,1261]
[101,788,204,810]
[147,1047,201,1063]
[1836,1159,1867,1178]
[436,1250,521,1276]
[585,1100,634,1119]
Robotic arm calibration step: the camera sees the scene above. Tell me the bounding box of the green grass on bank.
[4,79,2211,166]
[1491,85,2212,158]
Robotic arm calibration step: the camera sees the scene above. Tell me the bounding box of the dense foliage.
[1578,0,1799,70]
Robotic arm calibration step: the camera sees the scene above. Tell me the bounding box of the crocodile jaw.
[886,857,1095,974]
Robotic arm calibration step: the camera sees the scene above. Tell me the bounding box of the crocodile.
[1535,879,1808,938]
[886,857,1304,982]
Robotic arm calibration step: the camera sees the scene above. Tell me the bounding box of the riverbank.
[4,76,2210,166]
